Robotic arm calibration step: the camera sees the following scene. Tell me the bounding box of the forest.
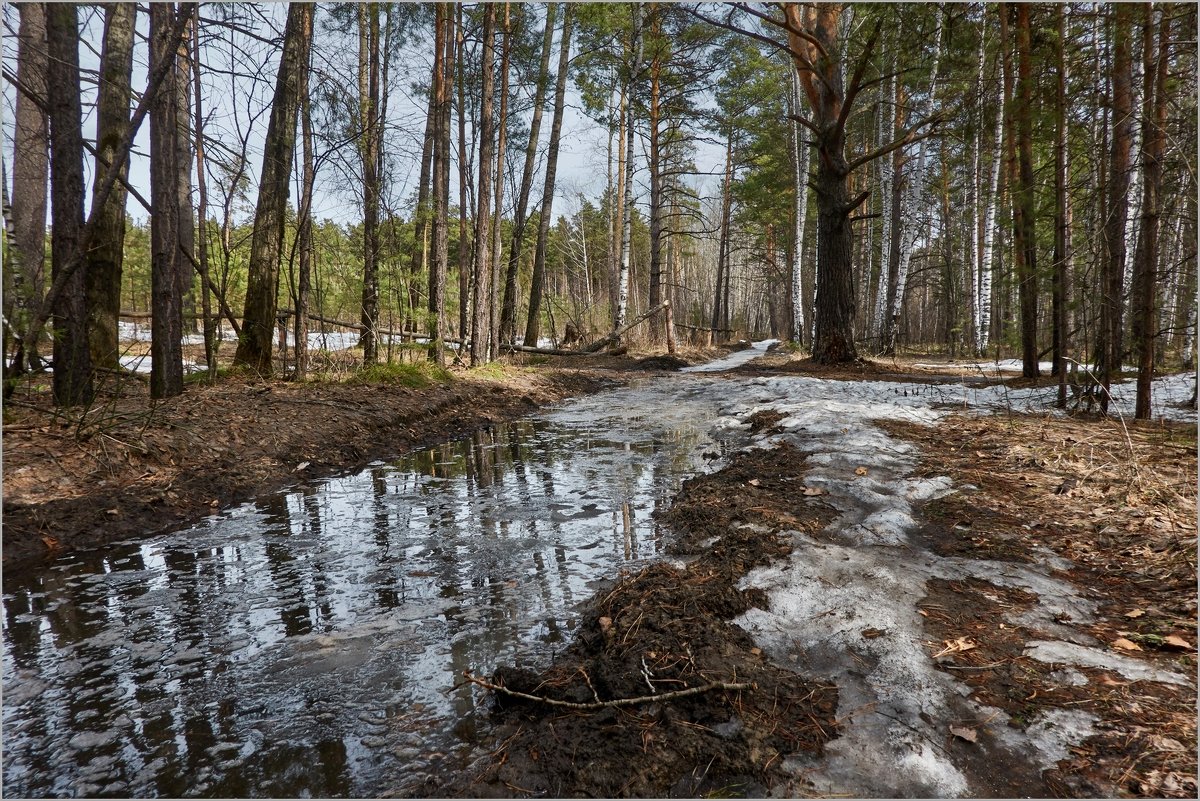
[3,2,1195,412]
[1,3,1197,799]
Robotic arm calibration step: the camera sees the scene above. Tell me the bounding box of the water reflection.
[2,380,735,797]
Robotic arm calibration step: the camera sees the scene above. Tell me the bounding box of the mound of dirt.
[428,444,839,798]
[632,354,690,371]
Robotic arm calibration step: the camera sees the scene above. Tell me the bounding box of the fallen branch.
[462,671,753,710]
[500,343,590,357]
[586,301,672,353]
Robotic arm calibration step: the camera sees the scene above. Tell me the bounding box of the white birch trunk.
[872,68,894,341]
[977,81,1004,355]
[969,26,986,353]
[790,64,809,344]
[615,6,643,332]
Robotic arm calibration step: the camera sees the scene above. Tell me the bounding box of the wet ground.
[3,346,1194,798]
[1,376,751,797]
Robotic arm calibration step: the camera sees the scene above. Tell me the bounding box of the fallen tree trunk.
[585,301,671,353]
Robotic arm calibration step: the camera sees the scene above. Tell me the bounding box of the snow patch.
[1024,640,1190,686]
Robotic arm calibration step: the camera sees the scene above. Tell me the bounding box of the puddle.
[1,380,742,798]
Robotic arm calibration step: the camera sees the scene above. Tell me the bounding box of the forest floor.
[3,342,1195,798]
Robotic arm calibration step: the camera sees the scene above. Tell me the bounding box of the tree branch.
[462,671,754,711]
[846,111,943,173]
[837,18,884,132]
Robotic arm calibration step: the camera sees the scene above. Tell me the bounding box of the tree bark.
[149,2,184,399]
[1099,3,1134,411]
[470,3,497,365]
[191,4,216,380]
[522,5,574,347]
[613,4,644,337]
[85,3,135,370]
[46,2,93,406]
[10,2,49,371]
[358,3,381,365]
[294,5,316,380]
[407,69,437,334]
[488,4,512,357]
[1012,3,1039,378]
[427,3,452,365]
[175,13,196,335]
[500,2,556,346]
[1053,4,1072,405]
[232,2,312,376]
[456,4,470,344]
[1130,7,1170,419]
[791,62,810,345]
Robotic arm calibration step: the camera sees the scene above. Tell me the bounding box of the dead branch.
[462,671,753,710]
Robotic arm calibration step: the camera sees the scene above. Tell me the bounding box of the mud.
[426,444,840,798]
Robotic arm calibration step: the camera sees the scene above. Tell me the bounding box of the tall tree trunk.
[1099,3,1134,412]
[647,5,665,344]
[10,2,49,372]
[977,66,1004,357]
[711,133,733,343]
[522,5,574,347]
[358,3,381,365]
[500,2,556,346]
[46,2,92,406]
[175,14,196,335]
[790,63,810,345]
[192,4,216,380]
[1131,7,1170,419]
[456,4,470,344]
[85,2,135,370]
[427,2,452,365]
[470,3,497,366]
[232,2,312,375]
[488,4,511,357]
[968,28,985,356]
[407,74,437,334]
[149,2,184,398]
[1053,4,1072,405]
[294,5,316,380]
[614,3,644,336]
[1013,3,1039,378]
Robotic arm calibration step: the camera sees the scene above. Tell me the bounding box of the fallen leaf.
[918,609,929,617]
[1124,608,1146,619]
[1112,637,1142,651]
[861,627,885,639]
[802,486,824,496]
[933,637,977,658]
[949,725,978,743]
[106,508,119,516]
[598,616,613,637]
[748,478,761,487]
[295,461,311,471]
[854,466,868,476]
[750,647,762,656]
[1161,634,1195,651]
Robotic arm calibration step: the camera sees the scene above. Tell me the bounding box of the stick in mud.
[462,671,754,711]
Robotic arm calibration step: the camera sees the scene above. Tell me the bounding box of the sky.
[2,3,726,231]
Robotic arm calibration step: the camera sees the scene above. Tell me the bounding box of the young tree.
[233,2,313,376]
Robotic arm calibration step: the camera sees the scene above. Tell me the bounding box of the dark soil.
[1,367,621,572]
[425,444,840,798]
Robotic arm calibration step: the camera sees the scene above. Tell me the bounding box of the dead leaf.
[1112,637,1142,651]
[1124,608,1146,619]
[918,609,929,617]
[933,637,977,658]
[1161,634,1195,651]
[861,627,885,639]
[750,647,762,656]
[949,725,978,743]
[854,466,868,476]
[295,461,311,471]
[802,486,824,496]
[598,616,613,637]
[106,508,119,516]
[748,478,761,487]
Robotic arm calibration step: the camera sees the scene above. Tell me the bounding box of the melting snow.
[678,345,1195,797]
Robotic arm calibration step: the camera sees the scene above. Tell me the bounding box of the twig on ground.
[462,671,752,710]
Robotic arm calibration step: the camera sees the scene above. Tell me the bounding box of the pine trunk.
[613,4,644,338]
[470,4,496,366]
[47,2,93,407]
